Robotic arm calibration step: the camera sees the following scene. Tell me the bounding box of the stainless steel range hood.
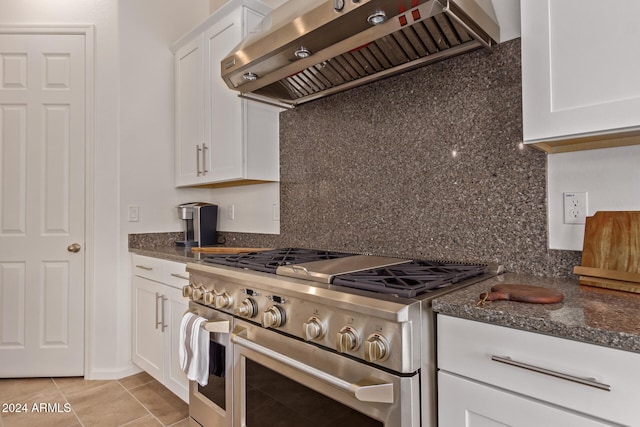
[221,0,500,107]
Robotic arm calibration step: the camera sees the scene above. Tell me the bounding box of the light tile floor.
[0,372,189,427]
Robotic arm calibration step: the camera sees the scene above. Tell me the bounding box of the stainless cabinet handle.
[155,293,168,332]
[155,292,161,330]
[196,145,202,176]
[232,327,394,403]
[160,295,168,332]
[170,273,189,281]
[135,265,153,271]
[201,143,208,175]
[491,355,611,391]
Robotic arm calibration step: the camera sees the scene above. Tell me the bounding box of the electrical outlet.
[563,192,588,224]
[227,204,235,221]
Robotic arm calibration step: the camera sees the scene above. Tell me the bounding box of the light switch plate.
[128,205,139,222]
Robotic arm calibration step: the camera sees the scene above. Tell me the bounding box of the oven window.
[197,340,226,409]
[245,359,383,427]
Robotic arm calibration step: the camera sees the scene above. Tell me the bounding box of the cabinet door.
[437,315,639,426]
[132,276,164,382]
[522,0,640,143]
[204,10,244,182]
[164,285,189,403]
[175,35,205,186]
[438,372,613,427]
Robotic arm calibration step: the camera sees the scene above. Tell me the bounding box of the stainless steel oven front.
[188,301,234,427]
[230,318,421,427]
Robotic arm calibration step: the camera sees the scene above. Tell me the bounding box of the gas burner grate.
[332,260,487,298]
[203,248,353,274]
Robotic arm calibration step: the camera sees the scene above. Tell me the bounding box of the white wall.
[213,182,280,233]
[118,0,210,377]
[547,145,640,250]
[119,1,210,235]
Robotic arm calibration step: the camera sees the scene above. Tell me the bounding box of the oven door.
[231,319,420,427]
[188,302,234,427]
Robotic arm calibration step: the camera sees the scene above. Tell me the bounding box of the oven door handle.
[203,319,230,333]
[231,329,394,404]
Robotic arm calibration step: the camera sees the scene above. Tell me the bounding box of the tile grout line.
[116,379,166,427]
[50,377,85,427]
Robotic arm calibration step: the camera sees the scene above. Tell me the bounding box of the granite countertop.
[130,245,206,264]
[432,273,640,354]
[128,232,277,265]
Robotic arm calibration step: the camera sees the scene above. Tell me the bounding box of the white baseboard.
[84,364,143,380]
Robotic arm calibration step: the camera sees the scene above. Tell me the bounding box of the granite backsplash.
[131,38,581,277]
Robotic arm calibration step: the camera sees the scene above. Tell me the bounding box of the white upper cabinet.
[172,0,280,187]
[522,0,640,153]
[175,36,205,185]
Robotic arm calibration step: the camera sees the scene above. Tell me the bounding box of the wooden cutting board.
[479,284,564,304]
[191,247,271,254]
[573,211,640,293]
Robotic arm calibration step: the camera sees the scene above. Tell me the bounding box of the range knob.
[336,326,360,353]
[262,305,286,328]
[364,333,390,362]
[235,298,258,318]
[191,286,204,301]
[181,284,194,298]
[213,292,232,309]
[302,317,324,341]
[203,291,215,305]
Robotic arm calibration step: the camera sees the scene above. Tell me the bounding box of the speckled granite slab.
[128,232,279,263]
[432,273,640,354]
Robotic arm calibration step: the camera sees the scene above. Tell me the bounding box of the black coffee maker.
[176,202,218,247]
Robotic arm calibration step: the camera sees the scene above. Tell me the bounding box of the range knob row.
[184,287,391,363]
[335,326,390,362]
[182,284,232,309]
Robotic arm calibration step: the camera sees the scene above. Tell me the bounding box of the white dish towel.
[179,312,209,386]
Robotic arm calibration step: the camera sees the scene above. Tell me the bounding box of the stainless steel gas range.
[183,248,501,427]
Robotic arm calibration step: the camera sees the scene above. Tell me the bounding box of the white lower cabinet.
[132,276,165,382]
[132,255,189,402]
[437,315,640,427]
[438,372,612,427]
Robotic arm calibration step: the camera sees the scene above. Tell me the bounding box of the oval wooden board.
[480,284,564,304]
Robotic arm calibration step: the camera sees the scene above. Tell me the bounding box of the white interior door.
[0,32,85,376]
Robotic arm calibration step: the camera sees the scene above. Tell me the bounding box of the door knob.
[67,243,81,253]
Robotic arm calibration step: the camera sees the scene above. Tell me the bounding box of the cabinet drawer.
[132,254,165,282]
[438,371,611,427]
[164,260,189,290]
[437,315,640,426]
